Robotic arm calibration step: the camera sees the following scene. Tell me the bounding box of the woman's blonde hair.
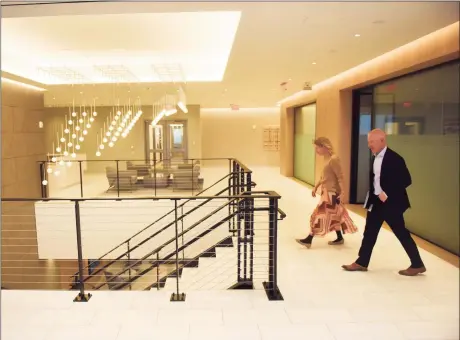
[313,137,335,155]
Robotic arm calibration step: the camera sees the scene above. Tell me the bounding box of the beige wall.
[1,80,46,197]
[1,79,46,289]
[43,104,201,172]
[201,107,280,167]
[280,22,460,202]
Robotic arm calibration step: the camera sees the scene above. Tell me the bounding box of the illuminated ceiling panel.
[1,11,241,84]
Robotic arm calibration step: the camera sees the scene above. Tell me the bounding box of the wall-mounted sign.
[263,125,280,151]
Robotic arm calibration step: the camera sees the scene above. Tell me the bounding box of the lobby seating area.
[89,160,206,196]
[105,167,138,192]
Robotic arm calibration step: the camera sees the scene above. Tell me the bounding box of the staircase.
[155,236,236,292]
[72,166,251,291]
[69,161,284,300]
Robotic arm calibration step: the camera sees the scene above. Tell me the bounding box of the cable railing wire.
[2,159,283,301]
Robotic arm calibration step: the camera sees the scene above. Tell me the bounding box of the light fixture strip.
[1,77,47,91]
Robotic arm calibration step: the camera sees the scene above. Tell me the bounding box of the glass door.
[293,103,316,186]
[145,121,165,165]
[145,120,188,165]
[350,90,373,203]
[167,121,187,162]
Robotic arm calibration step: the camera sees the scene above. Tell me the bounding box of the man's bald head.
[368,128,387,155]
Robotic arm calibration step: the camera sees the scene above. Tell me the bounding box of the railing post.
[116,160,120,198]
[156,252,160,291]
[39,162,46,198]
[263,197,283,301]
[228,160,233,233]
[242,192,254,287]
[231,160,240,236]
[157,251,160,290]
[248,195,254,283]
[237,199,243,282]
[246,172,252,193]
[171,199,186,302]
[191,159,194,195]
[153,161,157,197]
[239,166,244,194]
[228,158,231,178]
[181,205,185,260]
[127,241,131,290]
[79,161,84,198]
[230,195,253,290]
[236,164,241,195]
[73,200,91,302]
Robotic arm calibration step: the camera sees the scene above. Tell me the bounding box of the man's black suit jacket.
[365,148,412,214]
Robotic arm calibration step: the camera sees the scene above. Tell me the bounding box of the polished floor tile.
[396,321,460,340]
[2,167,459,340]
[189,325,261,340]
[328,322,406,340]
[259,324,334,340]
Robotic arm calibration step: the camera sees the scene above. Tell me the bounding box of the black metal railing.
[4,159,285,301]
[2,192,284,301]
[38,157,250,198]
[66,159,253,283]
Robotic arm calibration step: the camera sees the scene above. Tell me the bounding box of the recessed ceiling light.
[312,62,317,65]
[354,34,361,37]
[288,78,292,81]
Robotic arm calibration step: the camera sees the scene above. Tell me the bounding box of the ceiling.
[1,11,241,84]
[1,1,459,108]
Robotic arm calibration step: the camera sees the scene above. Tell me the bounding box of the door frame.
[350,89,374,204]
[293,102,317,186]
[144,119,188,163]
[166,119,188,161]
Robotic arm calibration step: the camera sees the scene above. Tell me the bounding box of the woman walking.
[297,137,358,248]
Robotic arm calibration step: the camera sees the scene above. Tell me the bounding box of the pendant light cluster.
[42,83,188,187]
[96,98,143,157]
[151,86,187,126]
[43,101,98,185]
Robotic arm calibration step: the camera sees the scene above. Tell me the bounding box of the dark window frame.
[349,59,460,204]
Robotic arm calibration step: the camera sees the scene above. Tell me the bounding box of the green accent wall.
[366,61,460,255]
[294,103,316,186]
[388,135,459,255]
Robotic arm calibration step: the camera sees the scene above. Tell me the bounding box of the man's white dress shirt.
[364,146,388,211]
[373,146,387,195]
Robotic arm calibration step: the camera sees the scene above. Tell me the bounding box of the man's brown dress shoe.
[398,266,426,276]
[342,263,368,272]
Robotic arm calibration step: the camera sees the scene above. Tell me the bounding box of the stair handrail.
[107,190,282,290]
[97,195,245,289]
[277,207,286,220]
[75,171,255,283]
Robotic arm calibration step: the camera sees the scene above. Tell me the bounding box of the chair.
[105,167,137,192]
[143,174,169,189]
[172,163,204,191]
[126,161,150,177]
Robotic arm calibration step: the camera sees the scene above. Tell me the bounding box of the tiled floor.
[2,167,459,340]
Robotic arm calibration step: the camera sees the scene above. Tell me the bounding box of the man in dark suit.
[343,129,426,276]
